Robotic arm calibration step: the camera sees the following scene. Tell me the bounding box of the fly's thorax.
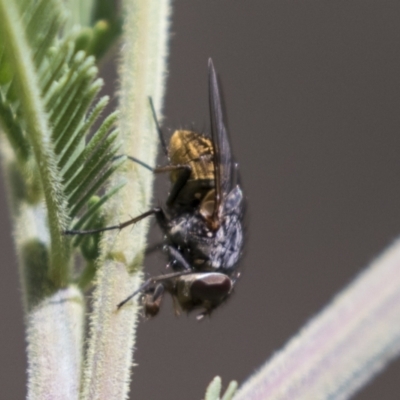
[174,272,232,312]
[169,130,214,182]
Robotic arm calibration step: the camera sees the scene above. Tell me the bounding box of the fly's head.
[140,272,234,319]
[175,272,233,318]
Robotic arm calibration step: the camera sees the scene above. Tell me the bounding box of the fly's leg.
[166,245,191,271]
[148,96,169,158]
[116,246,192,314]
[64,208,165,235]
[116,269,193,310]
[113,154,192,208]
[63,163,189,235]
[117,152,192,207]
[113,154,154,172]
[112,94,182,174]
[113,154,191,182]
[171,293,181,316]
[161,165,191,207]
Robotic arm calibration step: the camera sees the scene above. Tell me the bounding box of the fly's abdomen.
[169,211,243,274]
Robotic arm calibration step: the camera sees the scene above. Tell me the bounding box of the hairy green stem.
[234,238,400,400]
[80,0,171,399]
[26,287,84,400]
[0,2,84,399]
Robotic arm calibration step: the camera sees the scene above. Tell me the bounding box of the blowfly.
[65,59,244,319]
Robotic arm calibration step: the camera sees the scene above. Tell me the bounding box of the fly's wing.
[208,58,233,223]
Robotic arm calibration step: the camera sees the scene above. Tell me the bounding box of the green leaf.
[0,0,70,285]
[0,0,123,288]
[221,381,238,400]
[58,96,109,171]
[71,184,125,248]
[205,377,238,400]
[69,157,125,218]
[205,376,222,400]
[89,0,122,59]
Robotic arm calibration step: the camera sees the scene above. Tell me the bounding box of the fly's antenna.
[148,97,169,159]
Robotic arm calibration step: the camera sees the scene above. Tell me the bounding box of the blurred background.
[2,1,400,399]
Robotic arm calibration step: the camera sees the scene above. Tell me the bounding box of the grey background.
[2,1,400,399]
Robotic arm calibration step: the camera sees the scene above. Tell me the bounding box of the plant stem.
[234,238,400,400]
[80,1,171,399]
[26,287,84,400]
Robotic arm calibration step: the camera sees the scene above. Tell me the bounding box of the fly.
[65,59,244,319]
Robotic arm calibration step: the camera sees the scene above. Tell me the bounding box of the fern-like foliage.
[0,0,122,301]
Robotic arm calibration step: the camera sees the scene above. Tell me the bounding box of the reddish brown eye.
[190,273,232,303]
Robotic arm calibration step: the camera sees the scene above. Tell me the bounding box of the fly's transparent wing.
[208,58,233,221]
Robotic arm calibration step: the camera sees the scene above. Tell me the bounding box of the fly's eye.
[190,274,232,303]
